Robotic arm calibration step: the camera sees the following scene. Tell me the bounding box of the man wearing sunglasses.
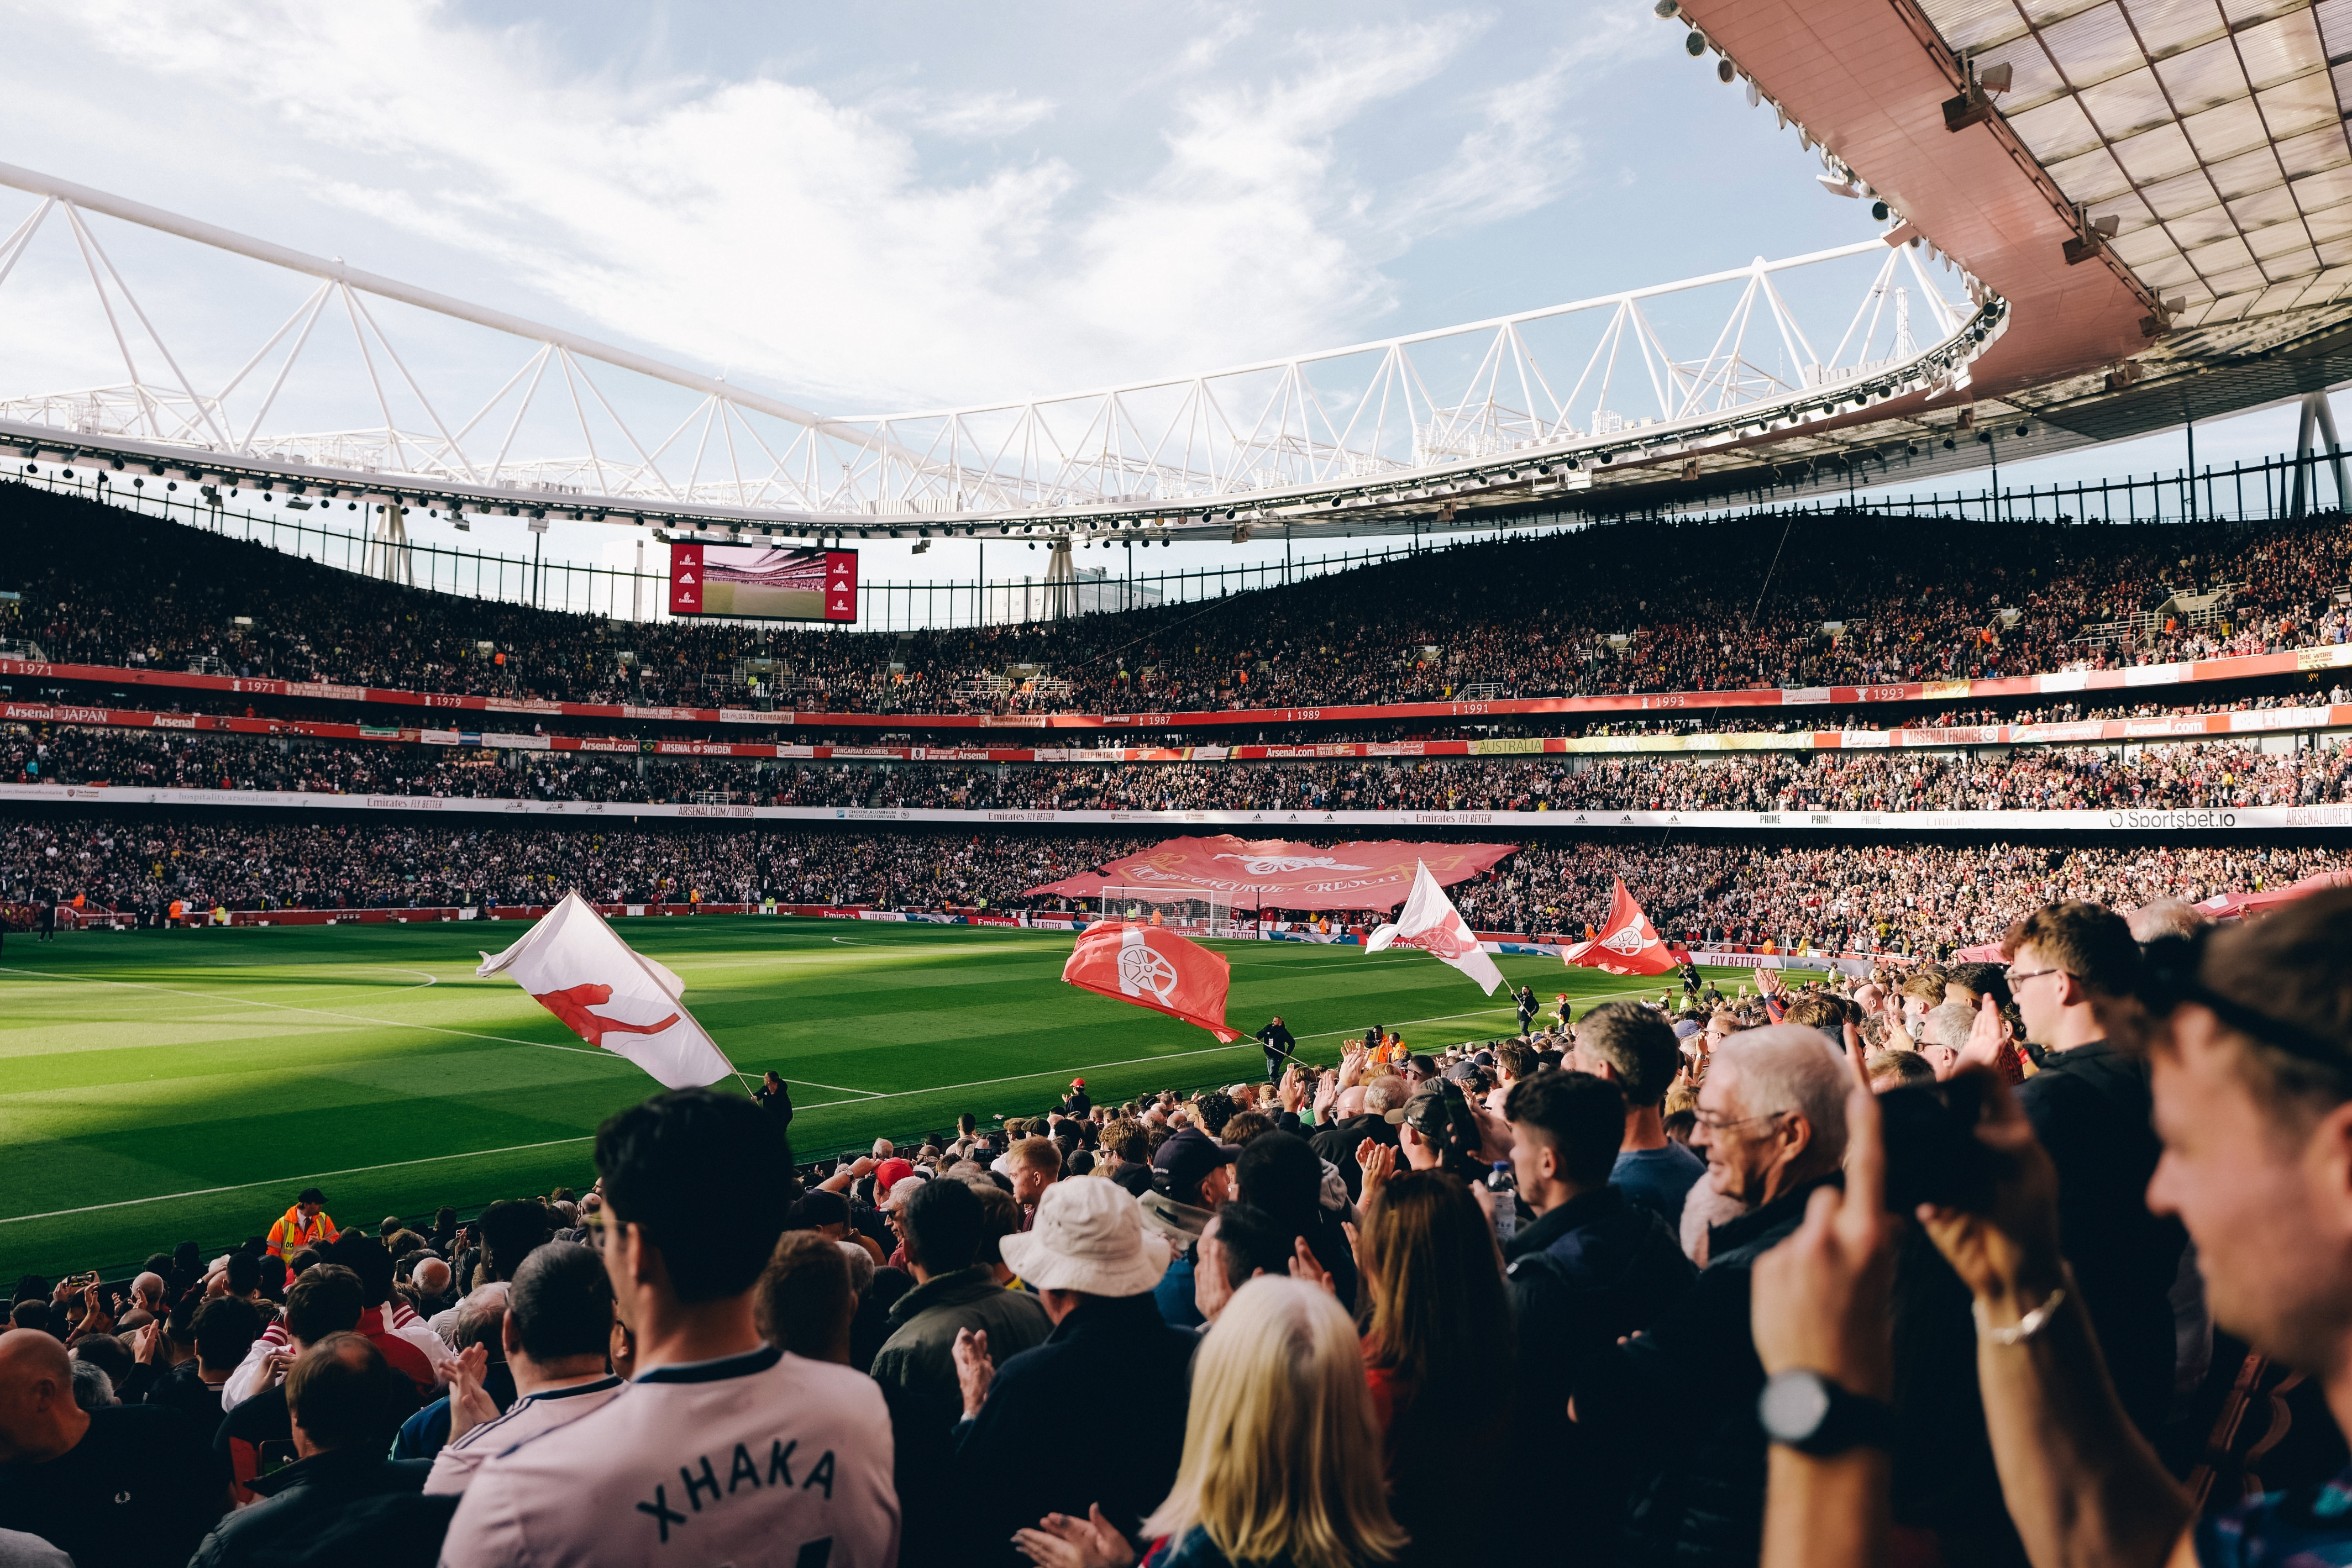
[2004,902,2188,1441]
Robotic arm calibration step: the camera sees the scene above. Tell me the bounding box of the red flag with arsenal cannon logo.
[1062,922,1242,1042]
[1562,877,1680,976]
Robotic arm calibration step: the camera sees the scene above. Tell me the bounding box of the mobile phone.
[257,1440,299,1478]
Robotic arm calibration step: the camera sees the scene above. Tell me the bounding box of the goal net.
[1097,886,1242,940]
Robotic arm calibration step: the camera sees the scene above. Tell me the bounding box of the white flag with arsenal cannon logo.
[1364,860,1506,995]
[476,891,740,1089]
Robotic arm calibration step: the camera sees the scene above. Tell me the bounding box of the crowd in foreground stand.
[9,484,2352,714]
[4,883,2349,1567]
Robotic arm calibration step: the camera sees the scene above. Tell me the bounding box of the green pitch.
[0,918,1748,1278]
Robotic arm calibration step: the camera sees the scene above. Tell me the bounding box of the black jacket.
[954,1292,1198,1563]
[187,1447,446,1568]
[2017,1039,2187,1437]
[1575,1176,1834,1568]
[1308,1114,1396,1200]
[1506,1189,1697,1563]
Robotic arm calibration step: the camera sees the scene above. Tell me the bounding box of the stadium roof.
[6,7,2352,536]
[1929,0,2352,333]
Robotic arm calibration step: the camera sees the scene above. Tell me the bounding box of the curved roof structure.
[1,5,2347,540]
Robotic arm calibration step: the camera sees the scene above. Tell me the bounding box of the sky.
[0,0,2337,604]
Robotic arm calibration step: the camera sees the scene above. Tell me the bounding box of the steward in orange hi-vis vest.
[265,1188,338,1258]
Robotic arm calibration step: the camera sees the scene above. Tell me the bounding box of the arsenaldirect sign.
[1025,834,1519,911]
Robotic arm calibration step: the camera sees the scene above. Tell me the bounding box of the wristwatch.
[1757,1369,1897,1456]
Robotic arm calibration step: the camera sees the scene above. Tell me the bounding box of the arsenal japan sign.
[1027,834,1518,911]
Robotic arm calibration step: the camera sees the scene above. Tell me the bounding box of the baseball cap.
[1070,1077,1087,1089]
[792,1190,848,1229]
[874,1158,915,1190]
[1385,1084,1463,1142]
[1151,1127,1238,1200]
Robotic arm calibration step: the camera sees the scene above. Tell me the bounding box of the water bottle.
[1487,1161,1517,1243]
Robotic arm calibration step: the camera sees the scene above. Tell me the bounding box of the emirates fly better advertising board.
[667,544,858,622]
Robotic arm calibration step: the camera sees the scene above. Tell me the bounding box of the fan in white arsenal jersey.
[424,1242,623,1497]
[439,1089,898,1568]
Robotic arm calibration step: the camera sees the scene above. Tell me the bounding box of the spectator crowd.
[8,486,2352,718]
[5,885,2351,1568]
[4,812,2343,960]
[12,723,2350,818]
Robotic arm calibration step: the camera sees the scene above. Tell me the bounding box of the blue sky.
[0,0,2333,596]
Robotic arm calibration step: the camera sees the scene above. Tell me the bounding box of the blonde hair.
[1142,1277,1407,1568]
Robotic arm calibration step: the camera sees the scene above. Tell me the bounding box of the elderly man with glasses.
[1572,1024,1853,1568]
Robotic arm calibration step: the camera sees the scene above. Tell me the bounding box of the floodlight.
[1684,29,1706,54]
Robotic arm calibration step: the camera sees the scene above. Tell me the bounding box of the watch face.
[1760,1370,1832,1442]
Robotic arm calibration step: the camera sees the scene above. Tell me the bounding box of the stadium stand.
[9,725,2350,812]
[4,814,2341,959]
[6,485,2352,718]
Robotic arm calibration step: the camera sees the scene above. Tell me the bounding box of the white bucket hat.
[998,1177,1172,1296]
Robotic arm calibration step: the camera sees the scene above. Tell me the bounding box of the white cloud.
[907,89,1058,140]
[5,0,1645,419]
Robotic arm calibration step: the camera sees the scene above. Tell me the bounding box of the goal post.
[1097,886,1243,940]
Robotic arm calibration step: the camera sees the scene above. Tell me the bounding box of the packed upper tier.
[7,485,2352,728]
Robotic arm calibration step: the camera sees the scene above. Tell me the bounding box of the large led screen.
[667,544,858,622]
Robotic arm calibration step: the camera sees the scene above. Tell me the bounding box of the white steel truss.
[0,162,2004,538]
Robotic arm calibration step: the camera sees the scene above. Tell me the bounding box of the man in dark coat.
[1573,1026,1851,1568]
[951,1179,1195,1565]
[188,1335,447,1568]
[2006,902,2186,1439]
[1255,1016,1296,1083]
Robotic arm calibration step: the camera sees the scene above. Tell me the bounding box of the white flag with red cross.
[1364,861,1506,995]
[476,892,739,1089]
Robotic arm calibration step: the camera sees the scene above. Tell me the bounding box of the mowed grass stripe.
[0,919,1738,1276]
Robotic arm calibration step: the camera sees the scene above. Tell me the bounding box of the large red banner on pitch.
[1027,834,1517,911]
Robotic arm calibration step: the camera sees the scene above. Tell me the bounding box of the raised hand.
[952,1327,996,1420]
[1956,993,2007,1071]
[1193,1225,1237,1324]
[443,1342,499,1441]
[1287,1236,1336,1294]
[1914,1069,2065,1310]
[1356,1140,1397,1203]
[1011,1504,1139,1568]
